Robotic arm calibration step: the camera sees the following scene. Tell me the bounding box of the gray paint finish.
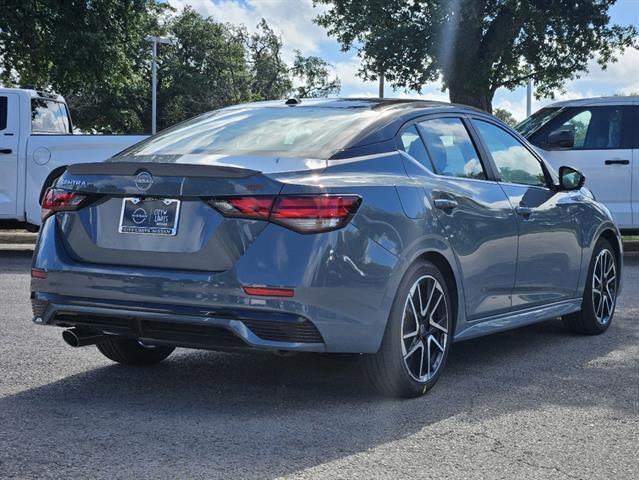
[31,99,623,354]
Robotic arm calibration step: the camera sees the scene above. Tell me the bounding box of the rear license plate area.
[118,198,180,235]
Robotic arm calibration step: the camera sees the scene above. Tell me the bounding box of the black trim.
[67,161,258,178]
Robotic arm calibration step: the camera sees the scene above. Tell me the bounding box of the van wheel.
[97,337,174,366]
[361,261,452,398]
[562,238,618,335]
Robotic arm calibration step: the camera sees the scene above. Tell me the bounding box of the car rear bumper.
[32,293,327,352]
[31,217,402,353]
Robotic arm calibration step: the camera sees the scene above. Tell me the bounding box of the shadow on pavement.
[1,311,637,479]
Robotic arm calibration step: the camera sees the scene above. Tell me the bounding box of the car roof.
[221,97,495,151]
[544,96,639,108]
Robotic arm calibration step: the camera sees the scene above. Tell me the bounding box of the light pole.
[145,35,171,135]
[526,65,533,117]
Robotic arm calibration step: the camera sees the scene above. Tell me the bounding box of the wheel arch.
[414,250,460,334]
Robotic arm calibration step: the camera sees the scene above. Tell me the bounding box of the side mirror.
[547,128,575,149]
[559,166,585,190]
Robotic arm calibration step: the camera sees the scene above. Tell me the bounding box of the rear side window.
[31,99,70,134]
[0,96,7,131]
[417,118,485,180]
[474,120,546,187]
[399,126,432,171]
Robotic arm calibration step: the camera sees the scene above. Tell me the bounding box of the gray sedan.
[30,98,622,397]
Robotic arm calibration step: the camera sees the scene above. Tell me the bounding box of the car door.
[472,118,582,309]
[529,105,633,229]
[0,93,20,217]
[399,116,519,320]
[630,104,639,228]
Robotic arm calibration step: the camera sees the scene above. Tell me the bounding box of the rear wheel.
[562,238,618,335]
[361,261,452,398]
[97,337,175,366]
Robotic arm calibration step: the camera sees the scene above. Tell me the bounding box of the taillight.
[209,196,275,220]
[209,195,361,233]
[41,188,87,221]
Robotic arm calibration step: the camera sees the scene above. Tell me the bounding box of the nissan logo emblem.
[135,171,153,191]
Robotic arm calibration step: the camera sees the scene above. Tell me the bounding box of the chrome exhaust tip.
[62,328,104,348]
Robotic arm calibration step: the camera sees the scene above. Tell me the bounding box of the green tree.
[0,0,165,132]
[290,50,341,98]
[493,108,517,126]
[314,0,637,112]
[157,7,252,130]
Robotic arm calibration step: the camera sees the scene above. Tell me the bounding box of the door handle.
[0,148,12,154]
[515,206,533,217]
[604,159,630,165]
[433,198,458,210]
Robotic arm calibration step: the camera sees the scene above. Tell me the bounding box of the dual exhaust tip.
[62,328,104,348]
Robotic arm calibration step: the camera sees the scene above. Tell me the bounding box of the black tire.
[97,337,175,366]
[361,260,453,398]
[562,238,618,335]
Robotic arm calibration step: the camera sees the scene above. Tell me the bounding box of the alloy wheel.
[592,249,617,325]
[400,275,449,382]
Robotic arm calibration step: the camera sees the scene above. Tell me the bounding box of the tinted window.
[118,107,381,159]
[417,118,485,179]
[0,96,6,131]
[474,120,546,187]
[31,99,70,134]
[399,126,432,171]
[531,106,628,150]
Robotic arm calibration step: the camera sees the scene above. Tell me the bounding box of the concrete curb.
[0,232,38,245]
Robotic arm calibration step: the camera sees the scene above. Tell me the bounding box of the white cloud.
[168,0,331,61]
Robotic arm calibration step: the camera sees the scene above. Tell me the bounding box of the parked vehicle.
[31,98,623,397]
[0,88,148,227]
[516,96,639,233]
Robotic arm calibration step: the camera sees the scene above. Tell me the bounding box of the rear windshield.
[514,107,562,138]
[115,106,380,160]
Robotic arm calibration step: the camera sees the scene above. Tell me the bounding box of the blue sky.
[169,0,639,120]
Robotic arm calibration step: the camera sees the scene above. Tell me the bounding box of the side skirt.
[453,298,582,342]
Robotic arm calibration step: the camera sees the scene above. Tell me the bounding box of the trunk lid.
[54,161,294,272]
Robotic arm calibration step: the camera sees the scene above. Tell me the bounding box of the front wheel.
[562,238,619,335]
[361,261,453,398]
[97,337,175,366]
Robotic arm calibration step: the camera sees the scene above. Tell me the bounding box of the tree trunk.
[448,85,494,113]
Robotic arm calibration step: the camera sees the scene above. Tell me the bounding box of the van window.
[0,97,7,131]
[530,106,628,150]
[31,99,70,134]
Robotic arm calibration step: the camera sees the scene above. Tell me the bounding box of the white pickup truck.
[0,88,148,228]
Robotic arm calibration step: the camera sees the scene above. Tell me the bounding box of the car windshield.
[514,107,562,137]
[114,106,380,160]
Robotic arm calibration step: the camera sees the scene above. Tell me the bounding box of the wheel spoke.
[420,280,435,317]
[403,340,422,361]
[429,334,445,352]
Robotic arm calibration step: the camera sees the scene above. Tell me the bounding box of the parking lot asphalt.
[0,250,637,480]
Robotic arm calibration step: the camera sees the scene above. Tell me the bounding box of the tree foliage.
[290,50,341,98]
[314,0,638,112]
[493,108,517,126]
[0,3,340,132]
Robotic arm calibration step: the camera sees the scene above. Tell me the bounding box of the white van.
[516,96,639,233]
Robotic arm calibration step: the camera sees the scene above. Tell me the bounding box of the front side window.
[474,120,546,187]
[417,118,485,179]
[531,106,625,150]
[399,125,432,171]
[31,99,70,134]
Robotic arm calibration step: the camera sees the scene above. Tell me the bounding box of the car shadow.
[1,310,637,479]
